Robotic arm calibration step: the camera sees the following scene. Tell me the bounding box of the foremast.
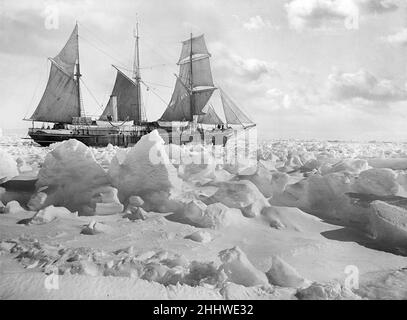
[133,20,143,123]
[28,23,82,124]
[189,33,194,122]
[75,22,84,117]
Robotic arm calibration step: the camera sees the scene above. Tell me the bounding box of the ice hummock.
[0,135,407,299]
[0,149,18,182]
[109,130,183,212]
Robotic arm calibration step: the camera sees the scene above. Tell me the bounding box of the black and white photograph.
[0,0,407,303]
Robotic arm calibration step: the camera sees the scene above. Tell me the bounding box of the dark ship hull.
[28,124,234,147]
[26,26,255,148]
[28,121,156,147]
[28,130,147,147]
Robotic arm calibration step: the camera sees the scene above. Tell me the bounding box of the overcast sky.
[1,0,407,140]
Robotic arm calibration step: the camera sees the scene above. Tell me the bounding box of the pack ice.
[109,130,183,212]
[35,139,121,215]
[0,135,407,299]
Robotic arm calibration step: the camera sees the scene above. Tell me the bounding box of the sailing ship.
[26,23,255,147]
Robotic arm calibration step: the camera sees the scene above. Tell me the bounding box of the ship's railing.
[72,117,93,125]
[28,127,45,133]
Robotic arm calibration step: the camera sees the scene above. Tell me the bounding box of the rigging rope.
[143,80,173,88]
[24,58,49,119]
[78,22,130,66]
[79,35,130,70]
[80,78,131,128]
[119,64,171,73]
[139,35,178,73]
[107,117,131,128]
[77,21,179,112]
[140,63,172,70]
[78,22,172,75]
[140,81,168,106]
[143,87,149,121]
[80,78,105,112]
[76,22,186,120]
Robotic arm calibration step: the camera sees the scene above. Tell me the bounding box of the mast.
[29,24,81,124]
[189,32,194,119]
[133,19,142,123]
[75,22,83,117]
[159,34,216,122]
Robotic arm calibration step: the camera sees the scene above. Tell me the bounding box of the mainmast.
[133,20,142,123]
[189,32,194,119]
[75,22,83,117]
[159,34,216,122]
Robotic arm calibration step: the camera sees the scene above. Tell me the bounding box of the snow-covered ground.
[1,133,407,300]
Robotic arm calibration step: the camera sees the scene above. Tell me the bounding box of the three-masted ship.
[26,24,255,147]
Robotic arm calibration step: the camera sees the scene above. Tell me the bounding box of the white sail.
[220,89,254,127]
[160,77,191,121]
[198,104,223,125]
[192,88,215,116]
[52,24,79,76]
[100,67,145,122]
[160,34,216,121]
[178,34,210,64]
[179,57,215,88]
[29,25,81,123]
[30,63,80,123]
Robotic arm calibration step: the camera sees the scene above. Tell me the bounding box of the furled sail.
[100,66,145,122]
[30,25,80,123]
[198,104,223,125]
[178,34,210,64]
[160,34,216,121]
[179,51,214,87]
[220,89,254,127]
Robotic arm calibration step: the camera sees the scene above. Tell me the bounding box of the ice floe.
[36,139,112,214]
[1,134,407,299]
[0,149,18,182]
[109,130,182,212]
